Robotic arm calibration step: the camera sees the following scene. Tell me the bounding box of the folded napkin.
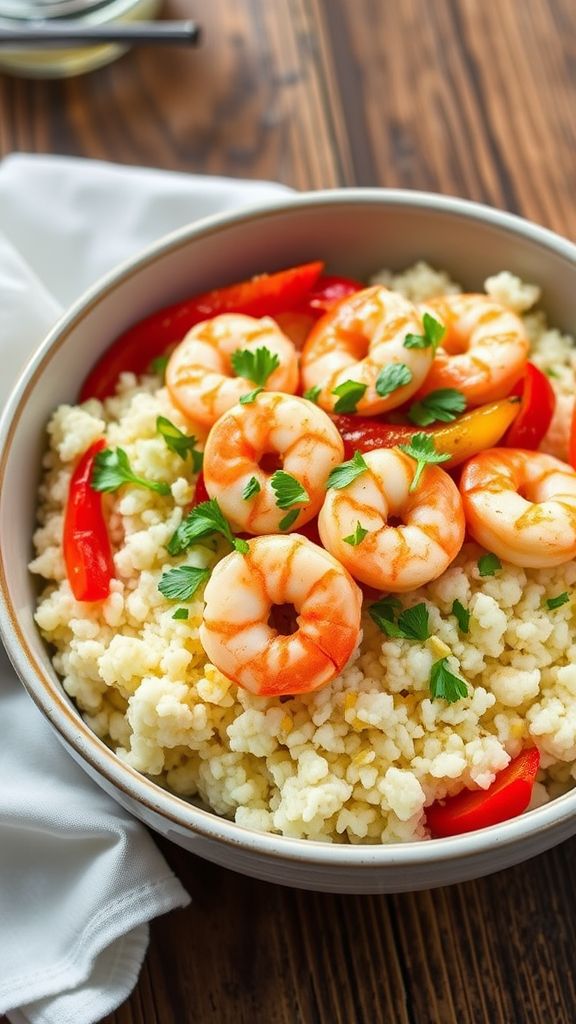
[0,155,291,1024]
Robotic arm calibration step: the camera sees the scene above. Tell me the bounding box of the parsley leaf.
[429,657,468,703]
[397,603,431,641]
[172,607,189,620]
[369,596,404,637]
[303,385,322,404]
[239,387,264,405]
[159,565,211,601]
[343,522,369,546]
[478,553,502,577]
[230,346,280,387]
[149,354,169,379]
[271,471,309,510]
[369,598,430,641]
[167,498,248,556]
[408,388,466,427]
[242,476,261,500]
[156,416,203,471]
[452,599,470,633]
[546,592,570,610]
[544,367,560,379]
[92,447,171,496]
[398,432,451,491]
[327,450,368,490]
[375,363,413,398]
[332,379,367,413]
[403,312,446,351]
[279,508,300,531]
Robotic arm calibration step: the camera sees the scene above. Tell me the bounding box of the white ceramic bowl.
[2,189,576,894]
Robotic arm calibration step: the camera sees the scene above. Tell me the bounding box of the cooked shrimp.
[460,448,576,568]
[166,313,298,426]
[199,534,363,696]
[300,286,434,415]
[318,449,465,591]
[203,392,344,534]
[417,294,529,405]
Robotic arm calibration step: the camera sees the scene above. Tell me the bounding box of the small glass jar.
[0,0,163,78]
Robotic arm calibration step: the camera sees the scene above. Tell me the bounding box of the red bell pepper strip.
[296,274,364,317]
[192,471,210,506]
[504,362,556,450]
[426,747,540,838]
[63,439,115,602]
[331,414,419,460]
[79,261,325,402]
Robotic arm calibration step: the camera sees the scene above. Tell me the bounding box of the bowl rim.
[2,185,576,868]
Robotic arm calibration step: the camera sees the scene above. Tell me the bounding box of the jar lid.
[0,0,112,18]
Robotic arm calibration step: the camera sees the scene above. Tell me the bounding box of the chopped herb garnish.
[239,386,264,405]
[303,385,322,404]
[369,596,404,637]
[369,598,430,641]
[172,608,189,620]
[156,416,203,471]
[375,363,413,398]
[327,450,368,490]
[92,447,171,496]
[403,312,446,351]
[397,603,431,641]
[150,354,169,379]
[230,346,280,387]
[270,471,309,510]
[478,553,502,577]
[279,508,300,531]
[452,599,470,633]
[167,498,249,556]
[398,432,451,492]
[545,367,560,379]
[546,592,570,610]
[429,657,468,703]
[343,522,369,546]
[158,565,211,601]
[242,476,261,500]
[332,379,367,414]
[408,388,466,427]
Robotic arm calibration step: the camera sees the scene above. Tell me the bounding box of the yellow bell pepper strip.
[333,396,520,465]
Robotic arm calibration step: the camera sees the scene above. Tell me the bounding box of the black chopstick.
[0,20,201,48]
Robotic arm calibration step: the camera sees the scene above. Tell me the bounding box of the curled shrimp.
[460,448,576,568]
[203,392,344,534]
[300,286,434,415]
[417,294,529,405]
[318,449,465,591]
[199,534,362,695]
[166,313,298,426]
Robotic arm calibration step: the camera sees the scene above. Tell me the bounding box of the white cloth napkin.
[0,155,292,1024]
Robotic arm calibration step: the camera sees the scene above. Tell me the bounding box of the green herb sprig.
[156,416,203,471]
[167,498,248,556]
[327,450,368,490]
[408,388,466,427]
[332,379,367,413]
[403,313,446,351]
[398,432,451,492]
[429,658,468,703]
[92,447,170,496]
[231,346,279,387]
[159,565,211,601]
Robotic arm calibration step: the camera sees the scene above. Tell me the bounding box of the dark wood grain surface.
[2,1,576,1021]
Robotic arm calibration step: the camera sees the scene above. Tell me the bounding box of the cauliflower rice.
[30,264,576,844]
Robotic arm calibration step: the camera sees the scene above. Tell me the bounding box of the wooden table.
[2,1,576,1021]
